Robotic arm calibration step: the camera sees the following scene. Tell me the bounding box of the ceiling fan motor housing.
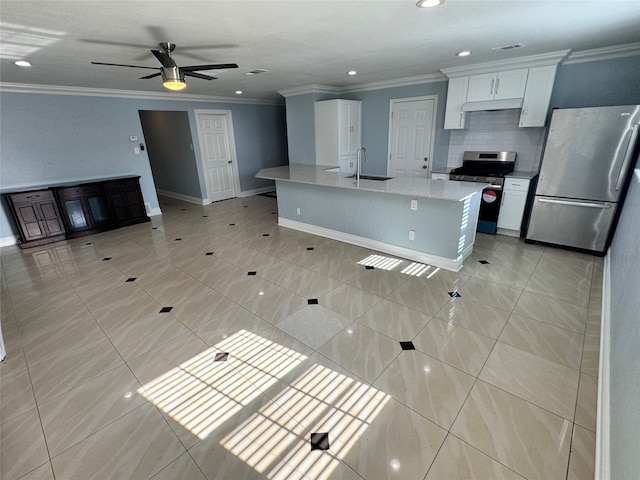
[161,66,186,90]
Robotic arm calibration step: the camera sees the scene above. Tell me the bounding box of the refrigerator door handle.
[537,198,612,209]
[615,123,640,191]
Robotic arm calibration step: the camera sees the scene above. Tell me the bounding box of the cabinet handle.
[26,195,40,199]
[490,79,495,96]
[495,78,500,95]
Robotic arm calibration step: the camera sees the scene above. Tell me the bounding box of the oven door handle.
[484,184,502,191]
[537,198,611,209]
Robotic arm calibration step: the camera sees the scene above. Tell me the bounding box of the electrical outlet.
[410,199,418,211]
[409,230,415,241]
[296,208,301,215]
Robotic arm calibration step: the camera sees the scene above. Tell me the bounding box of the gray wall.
[284,81,451,175]
[139,110,200,198]
[347,81,451,175]
[550,55,640,109]
[549,54,640,480]
[0,91,287,240]
[608,149,640,480]
[284,92,336,165]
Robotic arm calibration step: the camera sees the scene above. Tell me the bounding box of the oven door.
[477,185,503,234]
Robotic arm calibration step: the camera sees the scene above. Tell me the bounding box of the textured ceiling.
[1,0,639,101]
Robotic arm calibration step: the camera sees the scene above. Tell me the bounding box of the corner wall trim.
[238,186,276,197]
[0,236,18,248]
[278,217,464,272]
[595,253,611,480]
[155,189,207,205]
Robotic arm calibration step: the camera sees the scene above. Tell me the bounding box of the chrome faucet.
[356,147,367,186]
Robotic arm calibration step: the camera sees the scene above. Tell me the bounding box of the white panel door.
[388,98,436,178]
[196,112,237,203]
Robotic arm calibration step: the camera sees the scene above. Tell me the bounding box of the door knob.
[422,165,428,169]
[424,157,429,162]
[228,161,232,164]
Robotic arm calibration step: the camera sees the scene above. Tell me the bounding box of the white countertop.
[256,165,487,201]
[507,170,539,179]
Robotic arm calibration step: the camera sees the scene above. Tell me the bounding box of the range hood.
[462,97,523,112]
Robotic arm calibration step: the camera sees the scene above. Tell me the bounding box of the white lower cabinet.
[498,178,531,234]
[340,156,356,173]
[431,173,449,180]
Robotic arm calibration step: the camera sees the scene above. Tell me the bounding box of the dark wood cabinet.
[104,178,148,226]
[56,183,115,237]
[3,176,149,248]
[4,189,66,248]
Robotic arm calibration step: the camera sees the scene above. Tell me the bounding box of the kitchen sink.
[346,174,394,181]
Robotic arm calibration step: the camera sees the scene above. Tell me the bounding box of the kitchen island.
[256,165,487,271]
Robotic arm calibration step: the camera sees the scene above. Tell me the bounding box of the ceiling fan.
[91,42,238,91]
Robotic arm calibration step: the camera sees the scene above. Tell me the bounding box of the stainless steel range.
[450,151,517,234]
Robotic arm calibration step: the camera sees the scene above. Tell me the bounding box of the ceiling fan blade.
[139,72,162,80]
[151,50,175,68]
[181,63,239,72]
[183,71,217,81]
[91,61,159,70]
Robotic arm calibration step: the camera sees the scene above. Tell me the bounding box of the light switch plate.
[410,199,418,211]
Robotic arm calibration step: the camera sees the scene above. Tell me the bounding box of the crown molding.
[277,84,341,98]
[441,50,571,78]
[278,73,447,98]
[340,73,447,93]
[564,42,640,65]
[0,83,283,105]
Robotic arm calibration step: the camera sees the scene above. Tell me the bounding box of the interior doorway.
[194,109,241,203]
[139,110,202,202]
[387,96,437,178]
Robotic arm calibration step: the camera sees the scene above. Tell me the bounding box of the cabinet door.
[466,73,497,102]
[339,101,361,156]
[87,195,111,225]
[105,179,148,225]
[444,77,469,129]
[498,189,528,231]
[63,199,89,229]
[519,65,557,127]
[15,203,47,241]
[494,69,528,100]
[39,199,65,235]
[340,155,356,173]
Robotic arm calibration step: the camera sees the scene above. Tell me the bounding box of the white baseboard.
[156,189,207,205]
[238,186,276,197]
[278,217,464,272]
[496,227,520,237]
[148,207,163,217]
[595,253,611,480]
[0,235,18,248]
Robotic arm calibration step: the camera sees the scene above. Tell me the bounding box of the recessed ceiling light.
[416,0,444,7]
[456,50,472,57]
[14,60,32,67]
[235,90,243,95]
[347,70,357,76]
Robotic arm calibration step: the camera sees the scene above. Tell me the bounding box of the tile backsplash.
[447,109,546,172]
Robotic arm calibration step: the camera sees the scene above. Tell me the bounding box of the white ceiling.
[1,0,639,101]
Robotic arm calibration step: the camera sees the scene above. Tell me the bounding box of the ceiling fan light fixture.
[416,0,444,8]
[161,66,186,91]
[15,60,32,67]
[456,50,472,57]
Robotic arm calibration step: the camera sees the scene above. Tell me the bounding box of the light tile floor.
[0,194,601,480]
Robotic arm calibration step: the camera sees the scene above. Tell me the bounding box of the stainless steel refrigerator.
[526,105,640,253]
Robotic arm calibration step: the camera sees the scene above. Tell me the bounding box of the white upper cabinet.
[519,65,558,127]
[466,69,529,102]
[444,76,469,130]
[315,99,362,166]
